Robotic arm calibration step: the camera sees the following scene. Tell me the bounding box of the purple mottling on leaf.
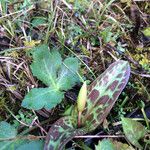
[118,83,125,89]
[117,73,123,78]
[51,129,60,141]
[87,114,94,121]
[44,60,131,150]
[108,61,118,70]
[124,69,130,77]
[107,80,119,91]
[96,107,103,114]
[88,89,99,102]
[122,78,128,84]
[102,75,109,85]
[88,80,97,91]
[96,95,110,105]
[113,90,120,99]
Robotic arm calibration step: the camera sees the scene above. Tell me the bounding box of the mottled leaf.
[121,117,147,149]
[45,60,131,149]
[22,44,80,110]
[44,116,87,150]
[83,60,130,130]
[95,139,115,150]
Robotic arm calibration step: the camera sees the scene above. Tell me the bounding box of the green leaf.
[30,45,62,87]
[83,60,130,130]
[44,60,131,149]
[95,139,115,150]
[57,57,79,90]
[1,139,43,150]
[121,117,147,149]
[100,27,113,43]
[31,17,46,27]
[0,121,44,150]
[113,141,135,150]
[22,44,80,110]
[16,140,44,150]
[0,121,17,150]
[22,87,64,110]
[142,27,150,37]
[0,121,17,138]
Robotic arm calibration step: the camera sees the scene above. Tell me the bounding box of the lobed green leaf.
[30,45,62,87]
[22,44,80,110]
[57,57,79,90]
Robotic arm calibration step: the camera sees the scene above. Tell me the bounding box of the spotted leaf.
[44,116,87,150]
[83,60,130,130]
[44,60,130,150]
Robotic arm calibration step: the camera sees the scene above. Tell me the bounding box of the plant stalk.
[78,111,82,128]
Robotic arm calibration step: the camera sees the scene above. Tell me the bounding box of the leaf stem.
[78,111,82,128]
[76,71,84,83]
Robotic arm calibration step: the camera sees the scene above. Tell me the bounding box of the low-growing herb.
[22,44,80,110]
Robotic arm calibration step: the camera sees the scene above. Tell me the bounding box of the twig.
[131,71,150,78]
[0,46,32,54]
[61,0,72,10]
[0,135,45,141]
[4,105,29,127]
[0,10,23,19]
[106,51,118,61]
[75,135,125,138]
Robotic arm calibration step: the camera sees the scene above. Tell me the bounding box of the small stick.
[78,111,82,128]
[74,135,125,138]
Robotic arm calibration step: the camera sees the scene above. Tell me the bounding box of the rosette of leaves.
[22,44,80,110]
[44,60,131,150]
